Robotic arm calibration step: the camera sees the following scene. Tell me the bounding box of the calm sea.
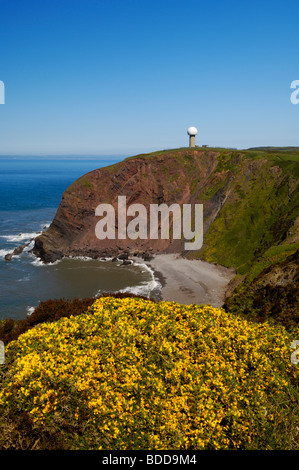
[0,157,159,321]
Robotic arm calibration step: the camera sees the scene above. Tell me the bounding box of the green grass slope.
[195,149,298,272]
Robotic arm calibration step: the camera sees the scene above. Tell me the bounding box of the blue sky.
[0,0,298,156]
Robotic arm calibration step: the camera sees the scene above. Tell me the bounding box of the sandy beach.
[142,253,236,307]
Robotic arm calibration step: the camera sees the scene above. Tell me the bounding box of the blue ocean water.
[0,157,159,320]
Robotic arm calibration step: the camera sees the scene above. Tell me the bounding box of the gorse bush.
[0,296,298,450]
[0,298,96,345]
[0,293,152,345]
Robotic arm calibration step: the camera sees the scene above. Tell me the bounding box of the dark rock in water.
[13,244,27,256]
[143,253,154,261]
[112,257,118,262]
[121,259,132,265]
[118,253,129,260]
[4,242,30,261]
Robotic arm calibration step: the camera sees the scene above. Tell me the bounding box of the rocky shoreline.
[4,241,31,261]
[4,235,235,307]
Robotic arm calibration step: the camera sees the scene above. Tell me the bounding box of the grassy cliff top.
[121,146,299,177]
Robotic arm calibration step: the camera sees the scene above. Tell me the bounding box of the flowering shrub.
[0,293,149,345]
[0,296,298,450]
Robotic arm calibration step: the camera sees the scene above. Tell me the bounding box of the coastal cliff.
[33,148,222,262]
[33,147,299,269]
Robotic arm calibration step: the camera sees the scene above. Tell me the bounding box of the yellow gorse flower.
[0,296,297,450]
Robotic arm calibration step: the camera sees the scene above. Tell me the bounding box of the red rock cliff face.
[33,149,221,262]
[32,148,298,265]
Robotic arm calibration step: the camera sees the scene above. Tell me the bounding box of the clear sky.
[0,0,298,156]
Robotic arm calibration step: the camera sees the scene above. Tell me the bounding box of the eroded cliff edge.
[33,148,224,262]
[33,148,298,268]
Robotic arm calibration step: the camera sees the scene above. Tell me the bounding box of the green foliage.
[224,246,299,330]
[244,243,299,285]
[214,152,238,172]
[200,169,298,272]
[79,178,93,189]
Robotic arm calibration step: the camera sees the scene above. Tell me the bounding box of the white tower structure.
[187,126,198,148]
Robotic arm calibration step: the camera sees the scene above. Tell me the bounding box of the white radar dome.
[187,126,198,136]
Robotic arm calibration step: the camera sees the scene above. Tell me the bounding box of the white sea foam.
[97,260,161,299]
[0,225,51,260]
[29,256,44,266]
[0,248,22,260]
[68,256,115,262]
[26,306,36,316]
[0,249,12,258]
[30,256,61,267]
[0,241,35,259]
[24,240,35,251]
[118,278,160,298]
[0,232,40,243]
[0,221,51,245]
